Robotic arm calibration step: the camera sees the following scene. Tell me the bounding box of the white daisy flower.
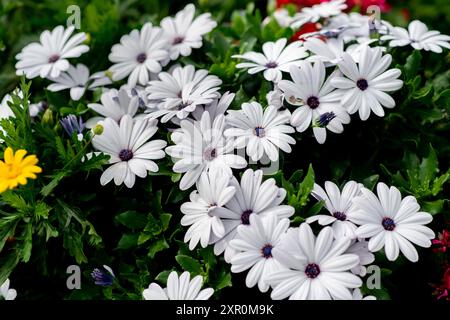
[267,223,362,300]
[120,84,149,109]
[352,288,376,300]
[0,279,17,300]
[143,271,213,300]
[165,111,247,191]
[191,91,235,122]
[181,167,236,250]
[15,25,89,79]
[86,88,139,128]
[381,20,450,53]
[47,64,112,101]
[278,61,350,144]
[331,46,403,121]
[161,4,217,60]
[146,65,222,123]
[306,181,361,239]
[230,214,290,293]
[109,23,169,86]
[224,102,295,162]
[92,115,167,188]
[233,38,307,83]
[290,0,347,29]
[348,182,435,262]
[211,169,294,262]
[345,239,375,277]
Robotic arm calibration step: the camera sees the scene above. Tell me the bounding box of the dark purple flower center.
[119,149,134,161]
[333,211,347,221]
[356,79,369,91]
[307,96,320,109]
[203,147,217,161]
[261,244,273,258]
[382,217,396,231]
[136,53,147,63]
[241,209,253,225]
[265,61,278,68]
[173,36,184,44]
[48,54,60,63]
[305,263,321,279]
[254,126,265,137]
[317,112,336,127]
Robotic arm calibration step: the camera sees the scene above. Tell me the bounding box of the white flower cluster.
[9,1,446,301]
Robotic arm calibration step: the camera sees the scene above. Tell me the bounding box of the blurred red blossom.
[432,268,450,300]
[432,229,450,253]
[290,22,321,41]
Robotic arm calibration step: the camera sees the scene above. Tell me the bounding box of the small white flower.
[165,111,247,191]
[15,25,89,79]
[47,64,112,101]
[211,169,294,262]
[331,46,403,121]
[181,168,236,250]
[92,115,166,188]
[146,65,222,123]
[345,239,375,277]
[109,23,168,86]
[266,85,285,111]
[86,88,139,128]
[278,61,350,144]
[267,223,362,300]
[290,0,347,29]
[161,4,217,60]
[0,279,17,300]
[233,38,307,83]
[143,271,214,300]
[306,181,361,239]
[225,102,295,162]
[191,91,235,122]
[348,182,435,262]
[230,214,290,293]
[352,288,376,300]
[381,20,450,53]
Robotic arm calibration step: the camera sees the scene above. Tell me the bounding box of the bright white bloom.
[0,279,17,300]
[225,102,295,162]
[230,214,290,293]
[109,23,168,86]
[348,182,435,262]
[233,38,307,83]
[15,25,89,79]
[345,239,375,277]
[161,4,217,60]
[306,181,360,239]
[86,88,139,128]
[211,169,294,262]
[290,0,347,29]
[146,65,222,123]
[352,288,376,300]
[143,271,213,300]
[191,92,235,122]
[331,46,403,121]
[278,61,350,144]
[165,112,246,191]
[92,115,166,188]
[181,168,236,250]
[381,20,450,53]
[268,223,362,300]
[47,64,112,101]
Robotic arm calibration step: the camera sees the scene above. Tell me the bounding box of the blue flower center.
[382,217,396,231]
[119,149,134,161]
[203,147,217,161]
[357,79,368,91]
[241,209,253,225]
[136,53,147,64]
[307,96,320,109]
[333,211,347,221]
[48,54,60,63]
[254,127,265,138]
[173,36,184,44]
[265,61,278,68]
[261,244,273,258]
[305,263,321,279]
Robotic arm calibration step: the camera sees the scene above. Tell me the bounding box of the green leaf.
[148,238,169,258]
[419,145,438,184]
[298,164,315,207]
[175,255,203,274]
[115,211,148,229]
[21,223,33,263]
[215,270,232,290]
[155,270,173,286]
[422,199,444,215]
[116,233,138,250]
[404,50,422,80]
[362,174,380,190]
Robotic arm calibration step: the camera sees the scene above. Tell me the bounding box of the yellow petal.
[14,149,28,165]
[4,147,14,164]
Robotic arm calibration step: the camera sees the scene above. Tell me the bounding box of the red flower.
[290,22,321,41]
[432,268,450,300]
[432,229,450,253]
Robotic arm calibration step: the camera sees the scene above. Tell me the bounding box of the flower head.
[0,147,42,193]
[432,229,450,253]
[143,271,214,300]
[91,265,115,286]
[60,115,85,140]
[15,26,89,79]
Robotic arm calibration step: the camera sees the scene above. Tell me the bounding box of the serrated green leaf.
[175,255,203,274]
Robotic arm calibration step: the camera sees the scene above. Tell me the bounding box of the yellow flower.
[0,147,42,193]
